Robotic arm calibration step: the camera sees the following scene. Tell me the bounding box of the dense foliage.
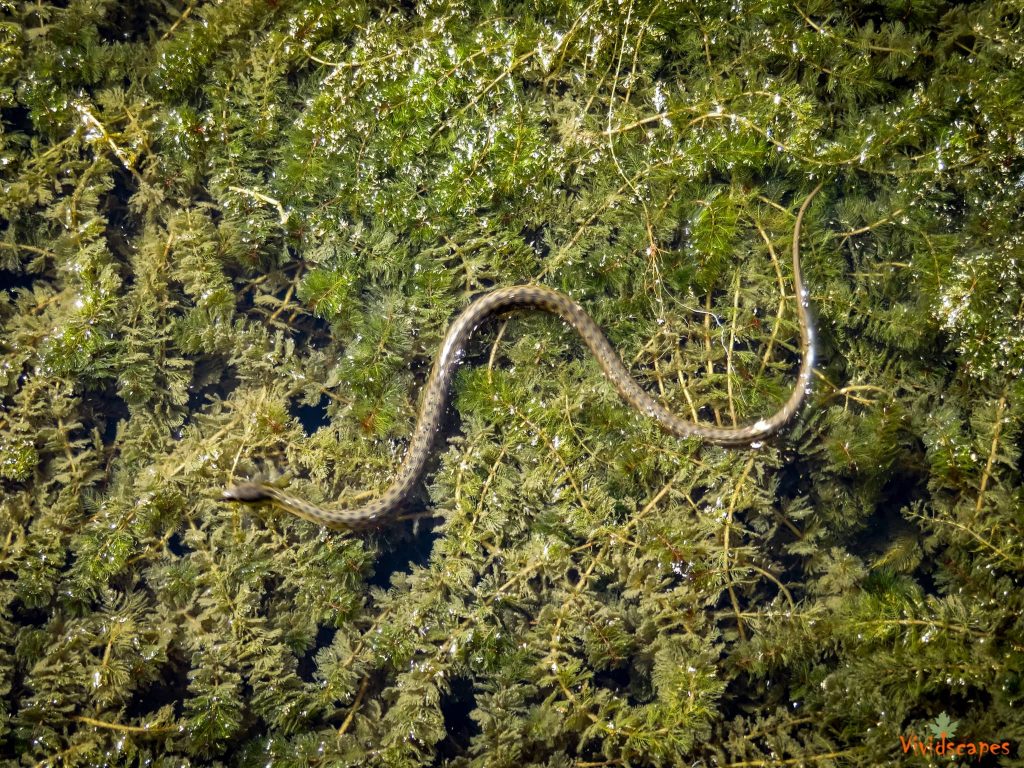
[1,0,1022,765]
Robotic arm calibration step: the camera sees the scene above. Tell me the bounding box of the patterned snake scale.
[222,184,822,529]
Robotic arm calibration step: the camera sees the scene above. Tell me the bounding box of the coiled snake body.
[223,185,821,528]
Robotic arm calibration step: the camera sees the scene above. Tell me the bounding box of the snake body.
[223,185,821,528]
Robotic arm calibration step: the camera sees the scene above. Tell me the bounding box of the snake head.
[221,482,272,504]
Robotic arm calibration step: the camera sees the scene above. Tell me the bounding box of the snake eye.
[221,483,270,503]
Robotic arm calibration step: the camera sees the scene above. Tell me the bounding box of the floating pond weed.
[1,1,1023,766]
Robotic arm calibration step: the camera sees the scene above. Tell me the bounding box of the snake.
[222,184,822,529]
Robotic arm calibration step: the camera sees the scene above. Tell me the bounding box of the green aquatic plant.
[1,1,1022,766]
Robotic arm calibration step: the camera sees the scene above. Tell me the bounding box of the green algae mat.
[1,1,1022,766]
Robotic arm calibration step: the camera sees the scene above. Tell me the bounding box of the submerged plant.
[1,1,1022,766]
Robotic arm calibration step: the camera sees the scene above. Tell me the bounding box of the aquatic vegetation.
[1,1,1022,766]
